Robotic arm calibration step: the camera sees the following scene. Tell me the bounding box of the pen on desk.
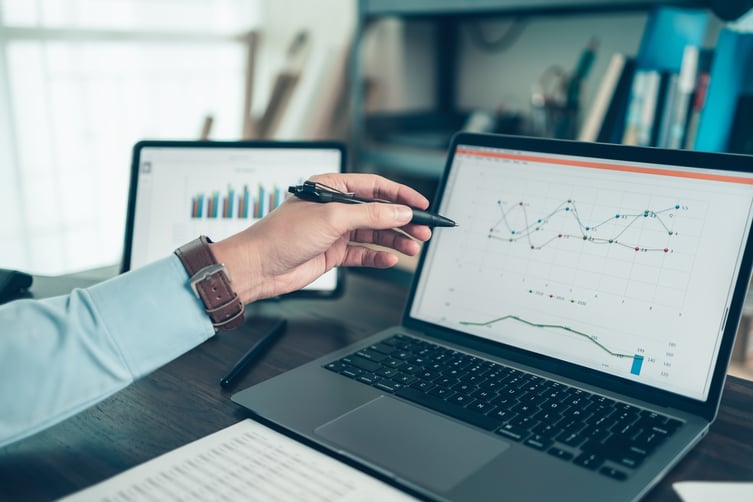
[220,318,287,388]
[288,181,456,228]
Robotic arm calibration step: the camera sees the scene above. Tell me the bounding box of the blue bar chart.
[190,184,286,220]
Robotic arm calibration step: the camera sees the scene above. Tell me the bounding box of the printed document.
[61,419,415,501]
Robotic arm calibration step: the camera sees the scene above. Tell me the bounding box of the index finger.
[309,173,430,210]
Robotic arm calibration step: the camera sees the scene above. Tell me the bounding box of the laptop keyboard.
[323,334,683,482]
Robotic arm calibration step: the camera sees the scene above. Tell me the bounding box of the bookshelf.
[349,0,712,182]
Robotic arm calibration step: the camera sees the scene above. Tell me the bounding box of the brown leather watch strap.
[175,236,245,331]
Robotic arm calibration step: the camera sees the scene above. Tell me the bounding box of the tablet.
[121,140,345,298]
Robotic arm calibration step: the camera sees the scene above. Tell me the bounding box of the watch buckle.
[189,263,230,298]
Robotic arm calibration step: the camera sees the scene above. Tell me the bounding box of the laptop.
[121,140,345,297]
[232,132,753,501]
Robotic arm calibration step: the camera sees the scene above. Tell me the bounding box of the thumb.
[338,202,413,232]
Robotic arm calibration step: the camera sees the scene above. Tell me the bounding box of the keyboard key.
[357,373,381,385]
[355,349,387,362]
[375,367,400,378]
[489,409,517,422]
[509,416,539,430]
[451,382,475,394]
[383,358,405,369]
[341,367,363,379]
[324,361,348,373]
[491,395,514,408]
[532,410,563,425]
[574,452,604,470]
[497,424,530,441]
[395,373,418,385]
[599,466,628,481]
[470,401,496,414]
[411,380,436,392]
[470,388,495,401]
[616,454,644,469]
[524,434,554,451]
[435,376,458,387]
[633,430,666,451]
[449,394,476,407]
[343,356,381,373]
[531,422,564,439]
[547,447,574,461]
[560,432,586,448]
[369,342,396,355]
[400,364,424,375]
[375,380,403,392]
[428,387,456,399]
[560,418,587,434]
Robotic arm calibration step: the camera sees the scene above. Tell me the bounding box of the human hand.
[210,173,432,304]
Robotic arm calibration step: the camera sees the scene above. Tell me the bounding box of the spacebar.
[395,387,501,431]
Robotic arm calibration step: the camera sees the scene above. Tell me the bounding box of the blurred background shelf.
[360,0,709,17]
[349,0,715,187]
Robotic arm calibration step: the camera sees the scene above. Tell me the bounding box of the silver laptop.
[232,132,753,501]
[121,140,345,297]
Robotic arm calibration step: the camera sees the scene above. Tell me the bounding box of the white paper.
[673,481,753,502]
[61,419,416,502]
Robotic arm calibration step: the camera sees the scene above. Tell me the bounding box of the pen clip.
[289,180,356,200]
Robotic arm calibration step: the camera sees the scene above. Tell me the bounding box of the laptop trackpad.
[315,395,509,493]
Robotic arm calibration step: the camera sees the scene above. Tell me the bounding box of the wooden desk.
[1,271,753,501]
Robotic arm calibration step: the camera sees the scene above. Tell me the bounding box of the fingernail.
[396,205,412,222]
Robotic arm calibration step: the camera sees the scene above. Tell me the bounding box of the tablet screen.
[122,140,345,297]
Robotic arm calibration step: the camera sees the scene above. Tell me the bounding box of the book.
[683,49,713,149]
[727,94,753,155]
[694,29,753,152]
[635,7,709,72]
[621,70,661,146]
[599,57,637,144]
[578,53,627,142]
[657,45,699,149]
[619,6,709,147]
[682,72,710,149]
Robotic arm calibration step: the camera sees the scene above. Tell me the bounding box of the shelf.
[360,0,709,18]
[358,111,524,176]
[360,144,448,178]
[351,0,714,179]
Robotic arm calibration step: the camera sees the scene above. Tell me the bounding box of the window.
[0,0,259,274]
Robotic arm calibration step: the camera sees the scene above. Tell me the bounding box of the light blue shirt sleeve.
[0,255,216,448]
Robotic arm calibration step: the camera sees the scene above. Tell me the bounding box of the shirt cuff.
[87,255,216,379]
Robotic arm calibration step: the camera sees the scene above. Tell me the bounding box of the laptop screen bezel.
[121,139,346,299]
[402,132,753,422]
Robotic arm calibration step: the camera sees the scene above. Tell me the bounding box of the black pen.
[220,318,287,388]
[288,181,456,227]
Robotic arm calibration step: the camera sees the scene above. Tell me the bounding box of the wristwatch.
[175,236,245,331]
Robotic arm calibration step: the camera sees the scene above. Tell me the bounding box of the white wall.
[253,0,356,118]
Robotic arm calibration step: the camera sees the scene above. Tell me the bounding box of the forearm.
[0,256,215,448]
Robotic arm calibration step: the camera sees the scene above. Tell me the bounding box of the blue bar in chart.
[630,354,644,375]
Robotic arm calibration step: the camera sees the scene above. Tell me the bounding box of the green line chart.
[459,314,646,375]
[489,199,685,253]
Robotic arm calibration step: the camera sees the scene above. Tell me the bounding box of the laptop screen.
[410,139,753,401]
[122,140,345,296]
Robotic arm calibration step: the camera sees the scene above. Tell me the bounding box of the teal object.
[636,7,709,72]
[694,29,753,152]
